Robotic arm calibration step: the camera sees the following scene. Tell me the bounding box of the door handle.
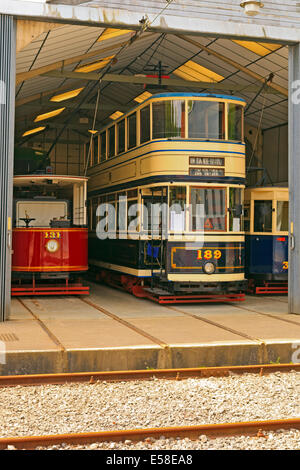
[290,233,295,251]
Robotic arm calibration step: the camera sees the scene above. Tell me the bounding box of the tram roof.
[144,93,246,104]
[13,175,88,187]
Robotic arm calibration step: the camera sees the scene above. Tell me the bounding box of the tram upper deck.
[86,93,246,193]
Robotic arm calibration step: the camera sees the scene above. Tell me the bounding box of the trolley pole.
[288,43,300,315]
[0,15,16,321]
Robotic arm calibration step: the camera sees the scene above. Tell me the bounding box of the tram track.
[0,418,299,450]
[0,363,299,387]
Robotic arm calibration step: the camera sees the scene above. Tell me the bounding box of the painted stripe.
[88,175,245,196]
[89,146,245,174]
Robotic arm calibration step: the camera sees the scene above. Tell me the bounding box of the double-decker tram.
[244,186,288,294]
[87,93,246,303]
[12,175,89,296]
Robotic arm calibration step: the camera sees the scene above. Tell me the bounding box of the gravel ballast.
[0,371,299,450]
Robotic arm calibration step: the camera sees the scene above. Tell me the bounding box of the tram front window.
[254,200,272,232]
[188,101,225,140]
[152,100,185,139]
[190,187,226,231]
[277,201,289,232]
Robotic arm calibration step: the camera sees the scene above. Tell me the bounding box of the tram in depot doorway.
[11,174,89,296]
[87,92,246,303]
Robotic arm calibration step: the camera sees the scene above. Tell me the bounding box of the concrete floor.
[0,283,299,375]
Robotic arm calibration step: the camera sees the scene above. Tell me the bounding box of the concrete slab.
[41,318,160,350]
[0,319,60,352]
[2,285,299,375]
[127,316,256,345]
[9,298,32,321]
[88,283,185,318]
[20,296,107,320]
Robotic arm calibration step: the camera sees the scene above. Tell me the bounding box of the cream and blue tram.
[244,187,288,294]
[87,93,246,302]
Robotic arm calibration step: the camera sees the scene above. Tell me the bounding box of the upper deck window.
[152,100,185,139]
[108,126,115,158]
[94,136,99,164]
[228,104,243,141]
[188,101,225,140]
[100,131,106,162]
[128,113,137,149]
[140,105,150,144]
[117,119,125,155]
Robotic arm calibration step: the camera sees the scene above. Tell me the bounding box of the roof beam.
[16,101,127,111]
[41,70,284,95]
[176,35,288,98]
[15,39,130,85]
[1,0,299,44]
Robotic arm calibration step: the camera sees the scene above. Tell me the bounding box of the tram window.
[117,120,125,155]
[127,199,138,229]
[169,186,186,231]
[100,131,106,162]
[244,203,250,232]
[108,126,115,158]
[94,136,99,164]
[92,198,98,230]
[254,200,272,232]
[190,187,226,231]
[128,113,137,149]
[229,188,243,232]
[152,101,185,139]
[117,195,127,231]
[228,104,243,141]
[188,101,225,140]
[277,201,289,232]
[140,105,150,143]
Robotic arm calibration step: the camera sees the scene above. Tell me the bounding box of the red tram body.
[11,175,89,296]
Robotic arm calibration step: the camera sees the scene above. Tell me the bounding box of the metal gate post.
[0,15,16,321]
[289,43,300,314]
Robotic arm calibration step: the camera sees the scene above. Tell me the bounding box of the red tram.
[11,175,89,296]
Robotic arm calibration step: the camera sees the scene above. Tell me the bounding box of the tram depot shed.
[1,0,300,373]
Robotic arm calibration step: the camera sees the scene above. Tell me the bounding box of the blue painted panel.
[245,235,288,275]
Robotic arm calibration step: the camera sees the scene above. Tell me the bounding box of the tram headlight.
[46,239,59,253]
[203,262,215,275]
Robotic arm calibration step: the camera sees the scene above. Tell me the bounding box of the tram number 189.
[197,249,222,260]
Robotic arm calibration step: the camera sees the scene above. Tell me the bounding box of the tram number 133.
[44,231,61,239]
[197,249,222,260]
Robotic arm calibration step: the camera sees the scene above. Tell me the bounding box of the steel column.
[288,44,300,314]
[0,15,16,321]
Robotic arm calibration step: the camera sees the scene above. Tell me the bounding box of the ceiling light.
[50,87,84,102]
[240,1,264,16]
[75,56,115,73]
[109,111,124,120]
[88,130,98,135]
[22,127,46,137]
[134,91,152,103]
[233,40,281,56]
[98,28,133,42]
[34,108,65,122]
[173,61,224,83]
